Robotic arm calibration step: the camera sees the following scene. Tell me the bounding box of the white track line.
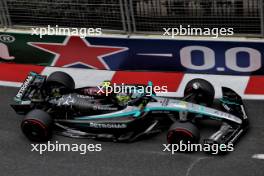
[252,154,264,160]
[41,67,115,88]
[186,157,211,176]
[1,67,264,100]
[0,81,21,87]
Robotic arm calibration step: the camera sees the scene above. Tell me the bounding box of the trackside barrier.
[0,32,264,75]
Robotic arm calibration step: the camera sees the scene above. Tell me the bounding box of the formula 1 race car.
[11,71,249,152]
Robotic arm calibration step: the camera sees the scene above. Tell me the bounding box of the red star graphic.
[29,36,127,69]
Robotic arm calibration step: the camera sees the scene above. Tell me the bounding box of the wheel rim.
[21,119,48,141]
[167,129,195,144]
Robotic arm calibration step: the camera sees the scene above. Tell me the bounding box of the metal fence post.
[2,0,11,27]
[123,0,132,35]
[129,0,136,33]
[119,0,127,33]
[0,0,6,27]
[261,0,264,37]
[0,0,11,28]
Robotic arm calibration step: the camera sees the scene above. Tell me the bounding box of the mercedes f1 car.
[11,71,249,152]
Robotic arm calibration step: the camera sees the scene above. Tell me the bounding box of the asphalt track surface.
[0,86,264,176]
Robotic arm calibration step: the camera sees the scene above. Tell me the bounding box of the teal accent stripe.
[75,110,141,120]
[75,105,228,122]
[144,107,181,112]
[219,98,240,105]
[144,106,221,120]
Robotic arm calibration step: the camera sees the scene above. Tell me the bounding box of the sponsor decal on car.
[16,75,34,99]
[89,122,127,129]
[92,105,119,111]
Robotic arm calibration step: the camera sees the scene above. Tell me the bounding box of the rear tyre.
[184,78,215,106]
[21,109,53,142]
[46,71,75,96]
[167,122,200,146]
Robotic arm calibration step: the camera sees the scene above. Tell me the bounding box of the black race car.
[11,71,249,153]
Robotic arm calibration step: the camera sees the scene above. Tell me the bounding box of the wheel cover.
[167,128,195,144]
[21,119,48,141]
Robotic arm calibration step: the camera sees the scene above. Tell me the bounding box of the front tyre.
[167,122,200,145]
[21,109,53,142]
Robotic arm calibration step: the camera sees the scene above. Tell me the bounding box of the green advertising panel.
[0,32,66,66]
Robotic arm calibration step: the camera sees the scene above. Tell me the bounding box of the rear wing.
[14,72,46,103]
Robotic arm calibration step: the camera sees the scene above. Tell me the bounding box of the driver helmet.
[115,92,131,106]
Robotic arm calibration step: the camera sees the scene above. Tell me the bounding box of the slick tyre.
[21,109,53,142]
[184,78,215,106]
[167,122,200,145]
[46,71,75,96]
